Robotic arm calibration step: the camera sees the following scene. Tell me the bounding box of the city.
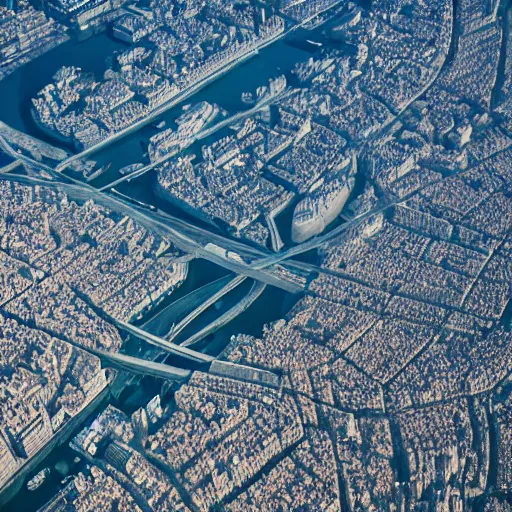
[0,0,511,511]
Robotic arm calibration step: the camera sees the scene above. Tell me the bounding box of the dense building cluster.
[0,176,189,499]
[0,314,113,493]
[42,401,192,511]
[31,0,288,150]
[0,0,68,82]
[2,0,512,510]
[41,465,143,511]
[154,0,454,247]
[0,179,187,344]
[45,0,126,30]
[39,374,344,512]
[210,0,512,506]
[156,78,355,247]
[113,0,511,508]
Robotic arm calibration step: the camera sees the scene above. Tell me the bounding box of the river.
[0,20,326,512]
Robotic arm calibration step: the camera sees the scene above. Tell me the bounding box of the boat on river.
[119,162,144,176]
[27,468,50,491]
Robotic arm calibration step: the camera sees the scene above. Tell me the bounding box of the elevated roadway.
[99,351,192,381]
[181,280,267,348]
[0,173,305,293]
[167,275,247,343]
[145,274,235,337]
[113,319,214,364]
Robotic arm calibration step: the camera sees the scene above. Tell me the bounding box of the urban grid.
[0,0,511,511]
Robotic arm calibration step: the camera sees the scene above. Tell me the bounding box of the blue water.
[0,25,321,512]
[0,31,127,143]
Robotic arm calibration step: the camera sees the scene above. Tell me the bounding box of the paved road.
[99,350,192,380]
[181,280,267,348]
[114,319,215,364]
[98,89,295,192]
[53,0,345,170]
[0,172,304,292]
[167,275,247,343]
[145,274,235,338]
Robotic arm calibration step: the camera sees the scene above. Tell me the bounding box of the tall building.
[0,429,19,489]
[14,410,54,459]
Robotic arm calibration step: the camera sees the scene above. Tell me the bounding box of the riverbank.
[0,377,114,508]
[0,31,127,138]
[0,32,70,83]
[0,10,331,510]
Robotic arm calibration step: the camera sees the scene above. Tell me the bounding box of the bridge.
[114,319,214,364]
[52,0,345,171]
[181,280,267,348]
[144,274,235,338]
[167,275,247,343]
[99,351,192,381]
